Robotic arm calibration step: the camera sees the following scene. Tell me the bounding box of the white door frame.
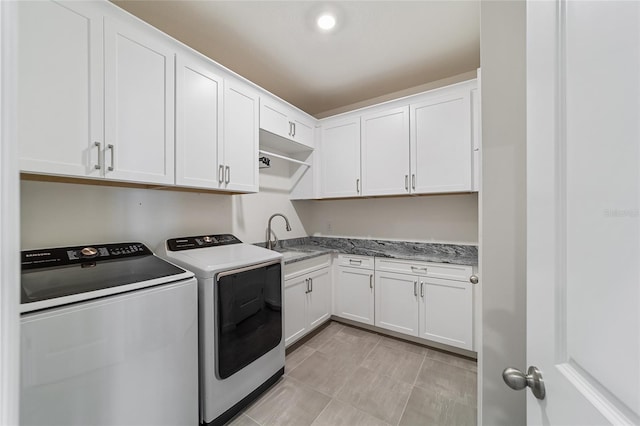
[0,1,20,424]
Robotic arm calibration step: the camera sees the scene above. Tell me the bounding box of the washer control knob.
[80,247,98,258]
[203,236,213,243]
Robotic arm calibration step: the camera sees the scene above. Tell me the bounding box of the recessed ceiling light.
[317,13,336,31]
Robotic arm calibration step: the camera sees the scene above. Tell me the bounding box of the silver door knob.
[502,366,546,400]
[469,275,479,284]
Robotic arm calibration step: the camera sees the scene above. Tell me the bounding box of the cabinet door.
[222,80,259,193]
[410,90,472,194]
[17,0,103,177]
[307,268,331,329]
[104,18,175,185]
[374,271,419,336]
[335,267,374,325]
[260,98,290,140]
[284,276,308,346]
[291,115,314,148]
[418,277,473,350]
[361,106,410,196]
[175,54,223,189]
[319,117,361,198]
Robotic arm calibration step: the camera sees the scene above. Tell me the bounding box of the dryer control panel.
[167,234,242,251]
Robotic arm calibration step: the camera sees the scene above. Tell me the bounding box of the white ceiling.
[111,0,480,117]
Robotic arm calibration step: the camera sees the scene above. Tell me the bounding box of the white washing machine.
[158,234,285,426]
[20,242,199,426]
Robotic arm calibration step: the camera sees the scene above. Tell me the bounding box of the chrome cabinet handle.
[225,166,230,184]
[218,165,224,183]
[94,142,102,170]
[291,122,296,137]
[413,281,417,297]
[412,174,416,190]
[420,281,424,297]
[349,259,362,265]
[470,275,479,284]
[107,144,114,171]
[309,277,313,292]
[288,121,293,137]
[305,278,310,294]
[369,274,373,289]
[356,178,360,193]
[405,175,408,191]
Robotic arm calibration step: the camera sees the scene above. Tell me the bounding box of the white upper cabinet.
[17,0,104,178]
[260,97,314,149]
[361,106,410,196]
[410,86,472,194]
[319,116,361,198]
[222,79,259,193]
[104,17,176,185]
[175,54,223,189]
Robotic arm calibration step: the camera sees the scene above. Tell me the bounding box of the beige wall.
[480,0,527,424]
[21,158,478,249]
[295,193,478,244]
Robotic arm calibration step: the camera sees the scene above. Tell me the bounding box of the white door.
[284,276,308,347]
[223,79,259,193]
[307,268,331,329]
[260,98,290,139]
[104,18,175,185]
[418,276,473,351]
[335,266,375,325]
[17,0,103,178]
[525,1,639,424]
[410,89,471,194]
[319,116,361,198]
[374,271,419,336]
[175,54,223,190]
[361,106,410,196]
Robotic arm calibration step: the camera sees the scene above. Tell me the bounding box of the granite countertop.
[265,237,478,266]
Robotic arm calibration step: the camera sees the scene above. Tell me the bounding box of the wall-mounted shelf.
[259,149,311,168]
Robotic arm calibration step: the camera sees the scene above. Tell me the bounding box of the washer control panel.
[167,234,242,251]
[22,243,151,270]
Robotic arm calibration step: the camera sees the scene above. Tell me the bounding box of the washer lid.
[159,243,282,278]
[20,243,194,313]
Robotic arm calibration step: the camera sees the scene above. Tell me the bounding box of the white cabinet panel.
[374,271,419,336]
[260,99,290,140]
[104,18,175,185]
[361,106,410,196]
[319,116,361,198]
[175,54,223,189]
[222,80,259,193]
[17,0,103,177]
[307,268,331,329]
[284,260,331,347]
[335,266,374,325]
[418,277,473,350]
[284,276,308,346]
[410,91,472,194]
[260,97,314,148]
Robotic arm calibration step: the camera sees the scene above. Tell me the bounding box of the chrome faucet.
[267,213,291,250]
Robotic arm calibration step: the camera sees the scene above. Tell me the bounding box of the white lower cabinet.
[334,255,375,325]
[374,258,474,351]
[284,256,331,347]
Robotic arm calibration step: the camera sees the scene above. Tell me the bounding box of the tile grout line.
[394,352,427,426]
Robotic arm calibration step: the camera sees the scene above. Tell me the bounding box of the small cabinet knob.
[469,274,479,284]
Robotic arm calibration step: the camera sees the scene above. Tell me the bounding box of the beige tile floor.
[229,321,477,426]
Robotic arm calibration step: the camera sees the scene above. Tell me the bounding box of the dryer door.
[216,261,282,379]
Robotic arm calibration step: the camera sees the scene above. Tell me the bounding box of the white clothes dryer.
[158,234,284,426]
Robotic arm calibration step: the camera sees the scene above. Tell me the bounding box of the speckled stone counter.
[263,237,477,266]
